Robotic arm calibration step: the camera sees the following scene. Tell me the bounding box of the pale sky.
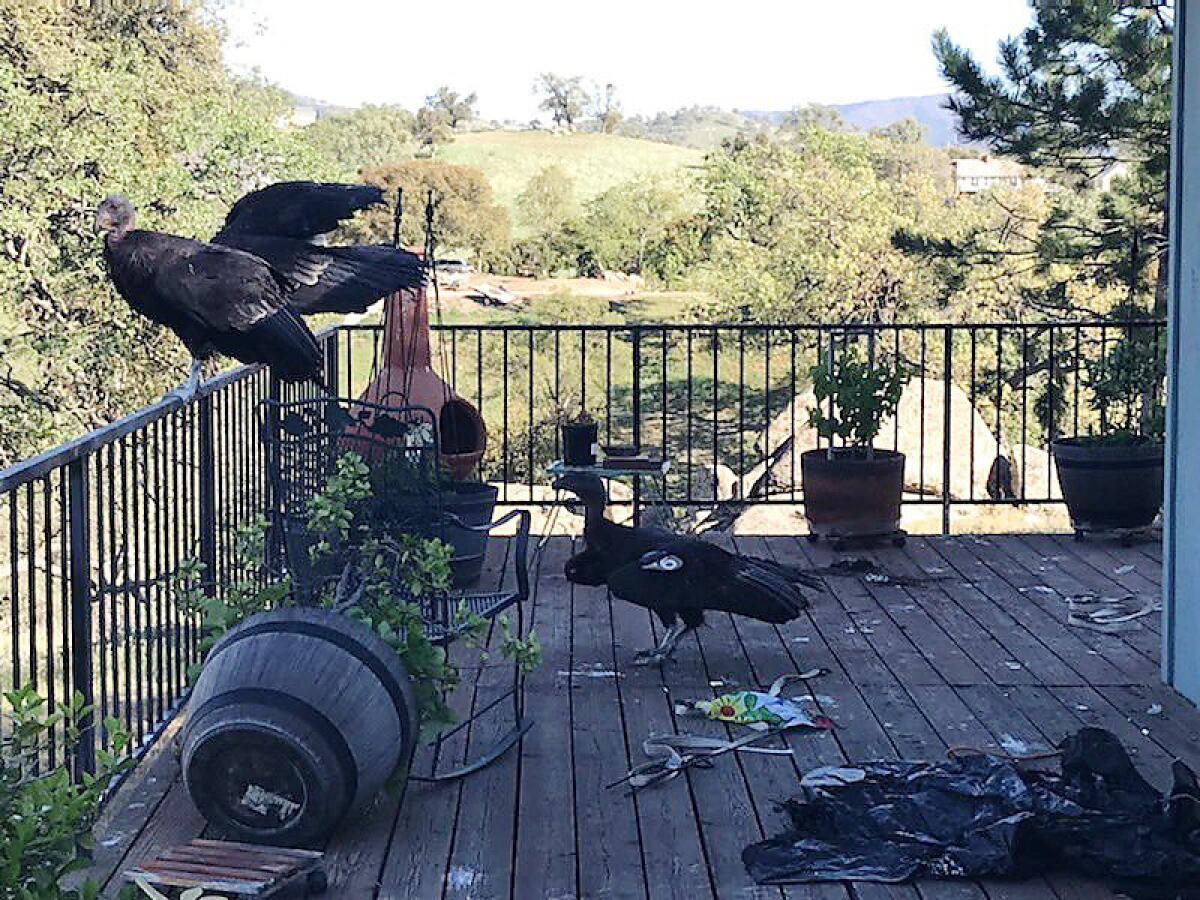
[222,1,1034,121]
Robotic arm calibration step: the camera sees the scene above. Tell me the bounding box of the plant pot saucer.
[1069,523,1160,547]
[805,527,908,551]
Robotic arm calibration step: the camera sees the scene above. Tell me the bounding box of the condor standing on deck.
[556,473,817,666]
[95,181,424,401]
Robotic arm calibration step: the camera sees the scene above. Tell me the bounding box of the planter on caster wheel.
[803,342,911,546]
[1051,437,1163,536]
[801,448,906,543]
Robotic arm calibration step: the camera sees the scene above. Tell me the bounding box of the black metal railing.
[0,318,1165,773]
[331,319,1166,526]
[0,345,299,774]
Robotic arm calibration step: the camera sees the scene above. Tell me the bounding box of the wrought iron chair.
[260,394,532,781]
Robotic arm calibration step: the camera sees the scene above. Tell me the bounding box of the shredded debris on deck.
[91,533,1185,900]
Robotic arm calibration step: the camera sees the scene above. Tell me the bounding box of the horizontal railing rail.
[0,318,1166,775]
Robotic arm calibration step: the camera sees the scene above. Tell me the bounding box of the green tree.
[575,177,687,274]
[534,73,589,129]
[872,117,926,145]
[932,1,1173,312]
[619,105,758,149]
[413,106,453,156]
[516,166,577,233]
[304,104,416,176]
[593,82,622,134]
[783,104,849,134]
[0,0,333,466]
[426,86,477,129]
[694,132,947,323]
[354,161,512,269]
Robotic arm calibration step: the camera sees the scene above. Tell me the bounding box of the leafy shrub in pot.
[802,345,910,542]
[1052,328,1165,536]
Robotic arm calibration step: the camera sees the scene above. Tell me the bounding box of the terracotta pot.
[801,448,905,539]
[355,284,487,480]
[1051,437,1163,533]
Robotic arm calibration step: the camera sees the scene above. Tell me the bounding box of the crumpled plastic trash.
[675,674,835,731]
[742,727,1200,896]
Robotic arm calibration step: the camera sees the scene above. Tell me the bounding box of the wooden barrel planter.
[180,607,418,847]
[1051,437,1164,536]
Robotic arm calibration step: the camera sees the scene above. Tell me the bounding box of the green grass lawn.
[439,131,703,214]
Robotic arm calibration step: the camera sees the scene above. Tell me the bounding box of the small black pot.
[561,422,599,466]
[801,448,905,539]
[1051,437,1163,533]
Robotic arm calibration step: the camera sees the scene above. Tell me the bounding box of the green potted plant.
[556,401,599,466]
[365,449,499,587]
[1051,330,1165,539]
[802,345,910,545]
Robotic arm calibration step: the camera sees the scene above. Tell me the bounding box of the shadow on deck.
[90,532,1186,900]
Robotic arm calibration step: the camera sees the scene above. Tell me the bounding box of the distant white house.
[952,155,1025,194]
[1092,160,1130,192]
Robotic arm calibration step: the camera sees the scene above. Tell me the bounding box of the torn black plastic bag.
[743,728,1200,891]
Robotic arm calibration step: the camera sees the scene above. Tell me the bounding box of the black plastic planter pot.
[801,448,905,541]
[561,422,599,466]
[1051,438,1163,534]
[442,481,499,586]
[370,481,498,587]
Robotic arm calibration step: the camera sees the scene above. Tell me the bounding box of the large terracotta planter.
[1051,437,1163,535]
[801,448,905,543]
[354,284,487,480]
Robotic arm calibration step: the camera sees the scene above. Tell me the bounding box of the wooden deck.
[90,532,1192,900]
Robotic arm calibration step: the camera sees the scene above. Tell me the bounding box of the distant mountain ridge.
[741,94,968,147]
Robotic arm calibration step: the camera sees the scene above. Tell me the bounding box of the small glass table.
[547,458,671,527]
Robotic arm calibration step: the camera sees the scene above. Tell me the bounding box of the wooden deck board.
[609,589,715,900]
[569,545,650,900]
[374,534,515,900]
[94,533,1193,900]
[511,535,578,900]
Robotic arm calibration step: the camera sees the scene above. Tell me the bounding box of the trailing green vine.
[175,452,540,734]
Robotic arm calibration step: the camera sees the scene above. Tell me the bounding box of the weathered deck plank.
[951,534,1160,678]
[894,539,1084,686]
[511,535,578,900]
[439,539,524,900]
[570,550,650,900]
[724,535,849,900]
[609,589,715,900]
[373,535,514,900]
[918,536,1132,686]
[93,533,1192,900]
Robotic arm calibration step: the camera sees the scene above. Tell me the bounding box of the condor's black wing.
[607,539,808,625]
[218,182,385,240]
[214,181,425,315]
[152,244,322,383]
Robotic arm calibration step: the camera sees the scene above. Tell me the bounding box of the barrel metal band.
[1053,457,1163,471]
[210,619,414,732]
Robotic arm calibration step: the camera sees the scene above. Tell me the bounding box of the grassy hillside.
[438,131,703,213]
